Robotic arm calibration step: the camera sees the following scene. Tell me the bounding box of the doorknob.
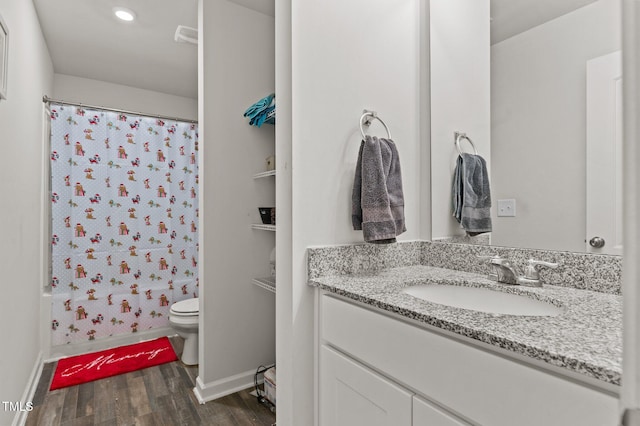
[589,236,605,248]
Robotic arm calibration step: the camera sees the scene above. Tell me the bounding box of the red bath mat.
[50,337,178,390]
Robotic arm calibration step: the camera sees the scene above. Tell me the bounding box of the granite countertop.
[308,265,622,386]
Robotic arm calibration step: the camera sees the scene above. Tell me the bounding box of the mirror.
[444,0,622,254]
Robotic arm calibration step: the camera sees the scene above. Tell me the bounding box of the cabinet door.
[413,395,469,426]
[320,345,412,426]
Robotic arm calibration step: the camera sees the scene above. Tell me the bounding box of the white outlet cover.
[497,199,516,217]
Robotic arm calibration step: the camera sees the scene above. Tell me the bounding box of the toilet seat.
[170,298,199,317]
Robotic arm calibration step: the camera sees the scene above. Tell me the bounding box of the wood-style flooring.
[26,337,276,426]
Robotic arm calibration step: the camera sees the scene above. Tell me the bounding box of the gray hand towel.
[352,136,406,244]
[452,153,492,236]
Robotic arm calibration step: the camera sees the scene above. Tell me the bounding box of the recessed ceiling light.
[113,7,136,22]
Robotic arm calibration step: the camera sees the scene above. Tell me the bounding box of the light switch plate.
[497,199,516,217]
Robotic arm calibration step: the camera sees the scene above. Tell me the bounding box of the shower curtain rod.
[42,96,198,124]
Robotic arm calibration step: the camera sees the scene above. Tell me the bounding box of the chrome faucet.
[488,256,520,284]
[482,255,559,287]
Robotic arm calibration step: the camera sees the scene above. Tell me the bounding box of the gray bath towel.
[352,136,406,243]
[453,153,492,236]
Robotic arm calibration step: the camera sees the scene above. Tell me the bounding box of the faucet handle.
[523,259,559,280]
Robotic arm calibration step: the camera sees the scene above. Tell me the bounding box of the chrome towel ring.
[360,110,391,139]
[454,131,478,156]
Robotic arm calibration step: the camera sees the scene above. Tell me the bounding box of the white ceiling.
[32,0,597,99]
[490,0,599,44]
[33,0,199,99]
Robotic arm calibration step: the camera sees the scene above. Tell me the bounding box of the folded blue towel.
[253,105,275,127]
[244,94,274,118]
[244,94,276,127]
[452,153,492,236]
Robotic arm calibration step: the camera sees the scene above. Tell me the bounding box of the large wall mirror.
[442,0,621,255]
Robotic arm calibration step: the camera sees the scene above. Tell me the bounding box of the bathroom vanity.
[308,243,622,426]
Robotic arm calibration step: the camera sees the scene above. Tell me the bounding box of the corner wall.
[0,1,53,425]
[197,0,276,401]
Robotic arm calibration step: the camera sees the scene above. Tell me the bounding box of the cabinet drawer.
[320,294,617,426]
[319,345,413,426]
[413,395,469,426]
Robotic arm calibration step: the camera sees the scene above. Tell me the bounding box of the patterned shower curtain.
[49,104,199,345]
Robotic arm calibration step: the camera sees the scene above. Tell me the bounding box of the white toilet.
[169,298,199,365]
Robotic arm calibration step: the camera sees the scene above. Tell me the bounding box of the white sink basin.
[402,284,564,316]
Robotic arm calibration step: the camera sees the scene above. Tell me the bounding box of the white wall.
[197,0,276,401]
[53,74,197,121]
[622,0,640,415]
[274,1,293,424]
[276,0,424,423]
[491,0,621,251]
[0,0,53,424]
[430,0,491,240]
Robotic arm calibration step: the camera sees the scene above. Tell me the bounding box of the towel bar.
[360,110,391,139]
[454,131,478,155]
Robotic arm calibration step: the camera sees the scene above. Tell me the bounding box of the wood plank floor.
[26,337,276,426]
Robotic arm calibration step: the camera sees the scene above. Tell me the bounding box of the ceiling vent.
[174,25,198,45]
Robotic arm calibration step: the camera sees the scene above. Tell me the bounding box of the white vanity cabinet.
[317,292,618,426]
[413,396,469,426]
[319,344,468,426]
[319,345,412,426]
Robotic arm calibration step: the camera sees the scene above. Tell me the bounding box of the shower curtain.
[49,104,199,345]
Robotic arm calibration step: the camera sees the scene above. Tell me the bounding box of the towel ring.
[454,132,478,155]
[360,110,391,139]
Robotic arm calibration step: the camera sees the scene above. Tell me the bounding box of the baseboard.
[12,351,44,426]
[45,328,176,362]
[193,369,257,404]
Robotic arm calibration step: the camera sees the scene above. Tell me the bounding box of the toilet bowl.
[169,298,199,365]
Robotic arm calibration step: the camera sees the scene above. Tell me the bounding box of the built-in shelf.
[252,224,276,231]
[253,170,276,179]
[252,276,276,293]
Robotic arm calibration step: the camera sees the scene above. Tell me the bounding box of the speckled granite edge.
[309,266,622,386]
[314,281,620,385]
[433,234,491,246]
[307,240,621,295]
[423,241,622,295]
[307,241,422,279]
